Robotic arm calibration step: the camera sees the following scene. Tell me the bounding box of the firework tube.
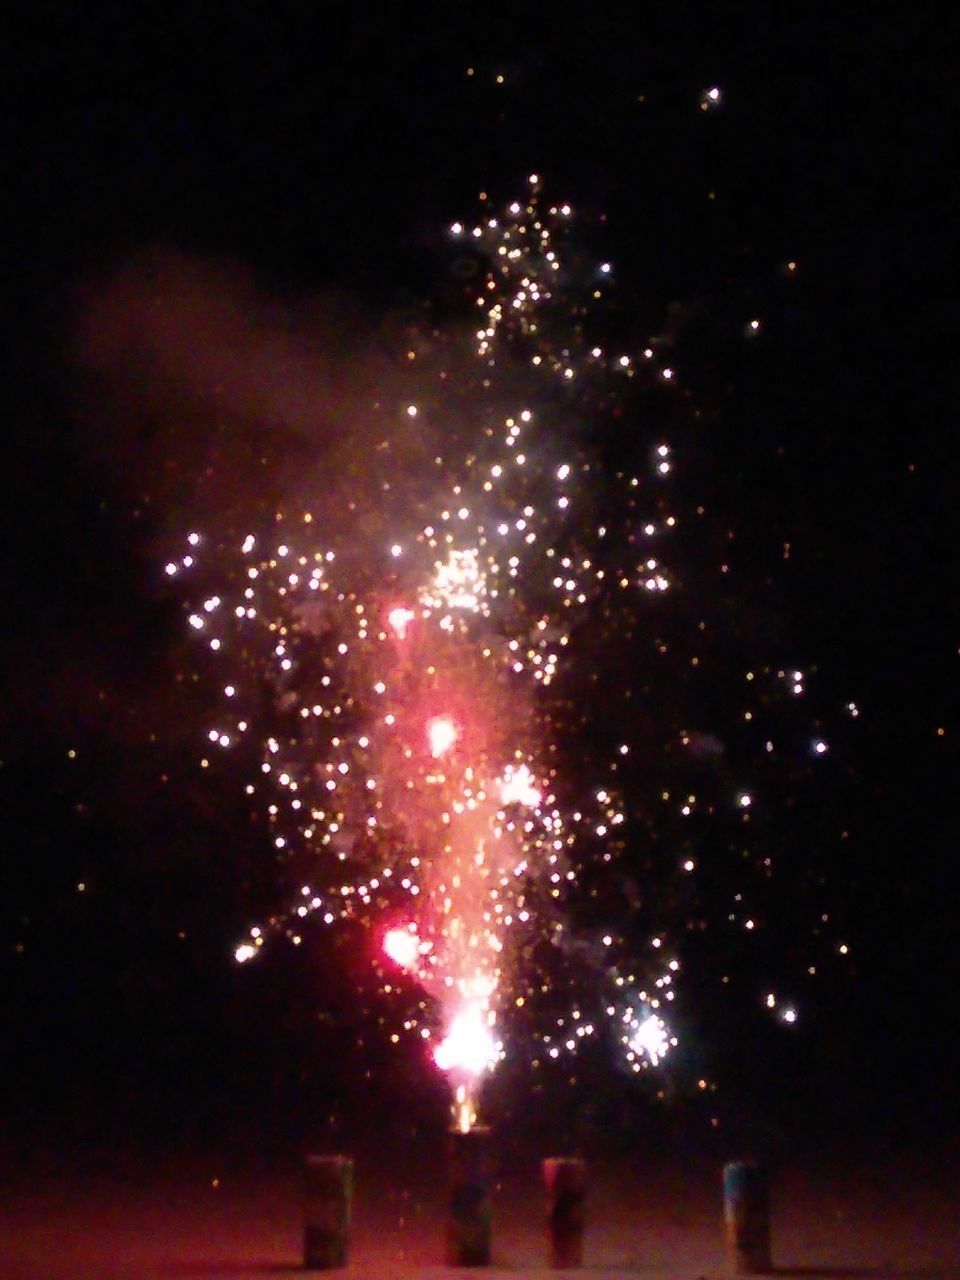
[543,1156,586,1267]
[303,1154,353,1269]
[723,1161,771,1274]
[445,1127,492,1266]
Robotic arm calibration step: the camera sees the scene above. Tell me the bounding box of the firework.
[172,175,852,1127]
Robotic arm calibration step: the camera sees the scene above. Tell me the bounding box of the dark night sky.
[2,7,955,1160]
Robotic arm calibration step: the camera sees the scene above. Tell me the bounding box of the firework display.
[169,175,853,1129]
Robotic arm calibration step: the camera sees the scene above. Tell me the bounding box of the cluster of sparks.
[170,172,852,1129]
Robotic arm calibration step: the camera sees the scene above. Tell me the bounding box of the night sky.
[2,8,954,1165]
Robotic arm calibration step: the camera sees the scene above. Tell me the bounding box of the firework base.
[543,1156,586,1267]
[445,1126,492,1266]
[303,1154,353,1269]
[723,1160,772,1274]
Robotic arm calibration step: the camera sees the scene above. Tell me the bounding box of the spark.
[383,926,422,970]
[426,716,458,758]
[629,1012,673,1066]
[388,606,416,639]
[421,547,486,614]
[170,179,853,1130]
[499,764,541,808]
[434,1002,501,1078]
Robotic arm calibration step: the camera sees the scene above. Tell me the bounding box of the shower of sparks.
[173,176,853,1126]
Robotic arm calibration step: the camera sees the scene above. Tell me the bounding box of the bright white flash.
[630,1013,671,1066]
[383,926,421,969]
[434,1004,500,1077]
[427,716,458,758]
[499,763,541,807]
[388,606,415,639]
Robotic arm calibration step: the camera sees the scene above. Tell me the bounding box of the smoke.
[0,245,457,745]
[70,245,442,541]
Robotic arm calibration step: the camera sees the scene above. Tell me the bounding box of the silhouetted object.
[446,1127,492,1265]
[304,1154,353,1269]
[543,1156,586,1267]
[723,1160,772,1273]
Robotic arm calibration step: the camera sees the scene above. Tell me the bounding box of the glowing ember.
[453,1085,476,1134]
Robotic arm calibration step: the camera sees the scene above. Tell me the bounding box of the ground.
[2,1147,957,1279]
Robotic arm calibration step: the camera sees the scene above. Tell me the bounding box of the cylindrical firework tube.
[723,1161,771,1274]
[304,1154,353,1269]
[445,1127,492,1266]
[543,1157,586,1267]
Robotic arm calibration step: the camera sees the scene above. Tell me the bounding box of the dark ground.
[2,1142,959,1279]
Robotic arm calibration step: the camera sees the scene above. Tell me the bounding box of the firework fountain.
[169,175,851,1136]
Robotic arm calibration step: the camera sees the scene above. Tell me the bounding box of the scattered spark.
[169,180,855,1130]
